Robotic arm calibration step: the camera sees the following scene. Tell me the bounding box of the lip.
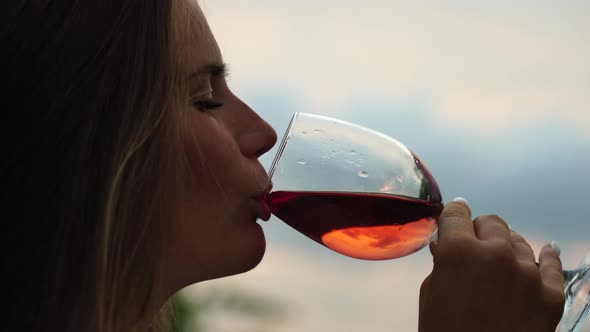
[252,184,273,221]
[252,198,272,221]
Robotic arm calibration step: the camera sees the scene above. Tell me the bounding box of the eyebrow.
[189,62,228,79]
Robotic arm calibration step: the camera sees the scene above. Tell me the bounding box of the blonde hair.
[0,0,195,331]
[98,0,195,330]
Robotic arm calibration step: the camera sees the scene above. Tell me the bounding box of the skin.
[139,2,565,330]
[139,3,277,328]
[161,3,277,286]
[419,201,565,331]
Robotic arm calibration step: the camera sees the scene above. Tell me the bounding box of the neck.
[130,273,174,332]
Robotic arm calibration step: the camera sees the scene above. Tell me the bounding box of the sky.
[186,1,590,331]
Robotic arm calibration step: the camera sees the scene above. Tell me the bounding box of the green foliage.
[170,286,287,332]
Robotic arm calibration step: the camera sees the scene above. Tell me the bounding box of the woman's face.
[160,3,277,291]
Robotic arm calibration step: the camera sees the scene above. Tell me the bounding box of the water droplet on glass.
[357,171,369,178]
[297,159,306,165]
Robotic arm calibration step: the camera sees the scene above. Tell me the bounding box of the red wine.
[266,191,443,260]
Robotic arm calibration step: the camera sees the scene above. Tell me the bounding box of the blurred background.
[176,0,590,331]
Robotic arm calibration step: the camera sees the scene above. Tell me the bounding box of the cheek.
[167,125,242,251]
[183,118,241,187]
[163,125,266,281]
[180,118,254,229]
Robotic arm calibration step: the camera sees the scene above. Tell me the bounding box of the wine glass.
[264,112,590,331]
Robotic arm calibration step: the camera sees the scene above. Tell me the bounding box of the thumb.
[539,242,564,296]
[437,197,474,243]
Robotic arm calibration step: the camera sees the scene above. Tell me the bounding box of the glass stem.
[557,264,590,332]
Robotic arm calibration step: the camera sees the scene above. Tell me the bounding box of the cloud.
[202,0,590,135]
[189,239,590,331]
[190,243,432,331]
[189,3,590,330]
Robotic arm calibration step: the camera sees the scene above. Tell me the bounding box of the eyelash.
[191,64,229,111]
[192,98,224,111]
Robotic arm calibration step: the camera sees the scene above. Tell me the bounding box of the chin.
[231,222,267,274]
[205,222,267,281]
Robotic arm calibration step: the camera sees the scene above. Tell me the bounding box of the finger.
[429,239,438,257]
[539,243,564,294]
[473,214,511,242]
[437,198,474,241]
[428,230,438,257]
[509,229,536,263]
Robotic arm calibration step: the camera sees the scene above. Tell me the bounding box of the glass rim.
[267,112,301,184]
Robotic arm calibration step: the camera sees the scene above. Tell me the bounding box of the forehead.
[187,1,222,68]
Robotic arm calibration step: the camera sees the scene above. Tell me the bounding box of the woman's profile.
[1,1,565,331]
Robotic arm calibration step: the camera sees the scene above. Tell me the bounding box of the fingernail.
[550,240,561,257]
[452,197,469,206]
[430,231,439,245]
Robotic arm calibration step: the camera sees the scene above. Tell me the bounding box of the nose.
[238,106,278,159]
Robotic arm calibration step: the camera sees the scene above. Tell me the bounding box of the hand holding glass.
[264,113,589,331]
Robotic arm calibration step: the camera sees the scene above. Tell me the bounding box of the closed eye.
[193,98,224,111]
[189,62,229,112]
